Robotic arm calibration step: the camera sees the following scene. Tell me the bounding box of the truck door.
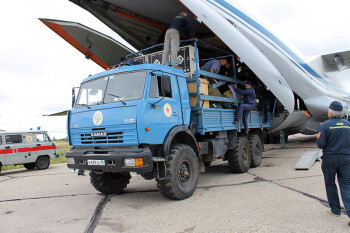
[4,134,26,165]
[139,72,183,144]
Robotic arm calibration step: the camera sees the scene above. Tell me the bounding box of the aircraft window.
[5,135,22,144]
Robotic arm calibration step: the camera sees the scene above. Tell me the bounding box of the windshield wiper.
[106,93,126,105]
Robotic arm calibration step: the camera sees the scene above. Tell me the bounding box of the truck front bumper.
[66,147,153,173]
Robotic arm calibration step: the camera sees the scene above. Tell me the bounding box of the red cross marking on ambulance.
[166,107,170,113]
[12,148,18,153]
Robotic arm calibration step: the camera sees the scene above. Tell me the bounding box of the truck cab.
[67,64,189,171]
[66,41,271,200]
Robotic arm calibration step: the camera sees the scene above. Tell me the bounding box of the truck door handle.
[5,146,10,149]
[36,144,41,146]
[173,113,179,116]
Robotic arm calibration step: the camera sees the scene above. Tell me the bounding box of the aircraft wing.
[42,110,68,117]
[39,18,134,69]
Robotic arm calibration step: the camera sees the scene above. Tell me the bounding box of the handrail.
[125,38,240,110]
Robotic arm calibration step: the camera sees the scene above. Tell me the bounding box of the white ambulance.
[0,131,58,172]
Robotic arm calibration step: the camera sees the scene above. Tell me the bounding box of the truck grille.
[70,124,138,146]
[81,132,123,144]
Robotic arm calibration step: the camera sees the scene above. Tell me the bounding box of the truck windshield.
[75,70,146,107]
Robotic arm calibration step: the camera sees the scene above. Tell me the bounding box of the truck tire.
[249,134,263,168]
[156,144,199,200]
[90,172,131,195]
[227,136,251,173]
[35,156,50,170]
[24,162,36,170]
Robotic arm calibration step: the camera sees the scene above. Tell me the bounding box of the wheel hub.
[179,161,191,184]
[242,148,248,161]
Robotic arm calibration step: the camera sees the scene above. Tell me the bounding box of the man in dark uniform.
[162,12,194,68]
[317,101,350,225]
[233,80,256,135]
[258,82,274,123]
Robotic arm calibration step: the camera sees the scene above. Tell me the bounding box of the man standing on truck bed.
[233,80,256,135]
[162,12,194,68]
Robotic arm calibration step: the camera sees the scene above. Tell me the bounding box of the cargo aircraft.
[41,0,350,141]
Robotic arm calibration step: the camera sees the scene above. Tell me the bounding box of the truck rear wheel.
[24,162,36,170]
[90,172,131,195]
[35,156,50,170]
[156,144,199,200]
[249,134,263,168]
[227,136,251,173]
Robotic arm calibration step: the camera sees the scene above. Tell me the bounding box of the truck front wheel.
[90,172,131,195]
[157,144,199,200]
[227,136,251,173]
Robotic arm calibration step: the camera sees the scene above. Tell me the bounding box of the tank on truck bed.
[66,39,272,200]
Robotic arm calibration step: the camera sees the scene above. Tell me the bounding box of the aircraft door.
[141,72,183,144]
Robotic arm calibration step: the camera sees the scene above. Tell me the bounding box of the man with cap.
[233,81,256,135]
[317,101,350,225]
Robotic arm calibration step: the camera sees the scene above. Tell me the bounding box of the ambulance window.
[36,133,49,142]
[0,136,2,145]
[6,135,22,144]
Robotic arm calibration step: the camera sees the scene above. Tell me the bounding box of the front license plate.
[87,160,105,166]
[91,132,107,137]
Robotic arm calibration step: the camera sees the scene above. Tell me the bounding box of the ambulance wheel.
[90,172,131,195]
[24,163,36,170]
[227,136,251,173]
[35,156,50,170]
[156,144,199,200]
[249,134,263,168]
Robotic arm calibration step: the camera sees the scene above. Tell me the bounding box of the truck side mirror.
[72,87,79,108]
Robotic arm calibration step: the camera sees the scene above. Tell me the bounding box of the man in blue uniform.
[317,101,350,225]
[201,58,228,74]
[162,12,194,68]
[200,58,227,84]
[258,82,274,124]
[233,80,256,135]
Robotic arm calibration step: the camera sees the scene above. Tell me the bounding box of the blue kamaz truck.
[66,40,271,200]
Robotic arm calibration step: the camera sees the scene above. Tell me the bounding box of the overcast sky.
[1,0,350,139]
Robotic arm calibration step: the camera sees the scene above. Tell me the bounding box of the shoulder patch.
[317,132,321,139]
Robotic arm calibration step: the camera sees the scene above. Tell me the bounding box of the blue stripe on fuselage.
[207,0,323,80]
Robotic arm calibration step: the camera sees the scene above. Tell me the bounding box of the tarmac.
[0,134,349,233]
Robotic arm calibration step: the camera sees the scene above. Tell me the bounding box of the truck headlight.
[124,158,143,167]
[67,158,75,165]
